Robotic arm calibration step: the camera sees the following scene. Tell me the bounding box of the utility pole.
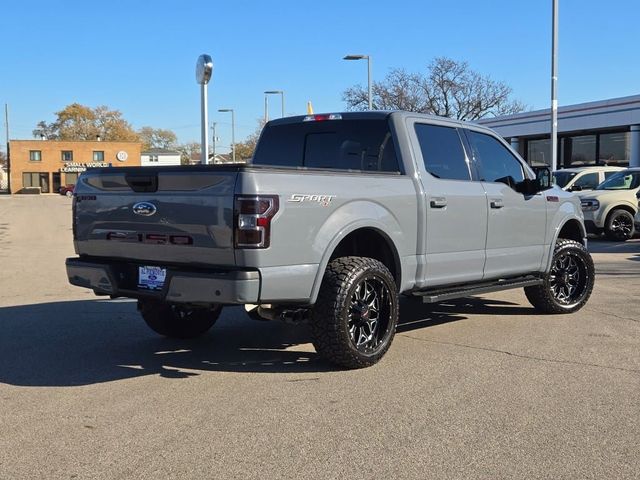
[211,121,217,162]
[550,0,559,171]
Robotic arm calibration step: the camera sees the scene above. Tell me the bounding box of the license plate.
[138,266,166,291]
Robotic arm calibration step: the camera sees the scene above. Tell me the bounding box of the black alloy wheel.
[605,209,635,241]
[348,276,393,353]
[524,238,594,314]
[311,256,399,369]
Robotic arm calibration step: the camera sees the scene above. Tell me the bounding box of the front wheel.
[605,209,635,241]
[524,239,594,314]
[311,257,399,369]
[137,300,222,338]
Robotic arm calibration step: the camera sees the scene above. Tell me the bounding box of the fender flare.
[543,215,587,272]
[308,219,401,304]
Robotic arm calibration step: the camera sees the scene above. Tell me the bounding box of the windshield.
[595,171,640,190]
[553,171,577,188]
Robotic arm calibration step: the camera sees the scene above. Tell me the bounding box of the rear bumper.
[66,257,260,304]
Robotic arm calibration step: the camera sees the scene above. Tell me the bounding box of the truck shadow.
[0,296,532,386]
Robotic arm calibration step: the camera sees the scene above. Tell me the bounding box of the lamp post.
[196,54,214,164]
[264,90,285,119]
[343,54,372,110]
[218,108,236,163]
[550,0,559,172]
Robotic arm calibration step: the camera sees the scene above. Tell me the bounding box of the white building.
[141,148,182,167]
[478,94,640,169]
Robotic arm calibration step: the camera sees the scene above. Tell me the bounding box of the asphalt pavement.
[0,195,638,479]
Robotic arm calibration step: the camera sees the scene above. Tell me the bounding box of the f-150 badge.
[288,194,336,207]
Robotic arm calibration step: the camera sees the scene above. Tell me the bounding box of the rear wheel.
[605,209,635,241]
[311,257,399,369]
[137,300,222,338]
[524,239,594,314]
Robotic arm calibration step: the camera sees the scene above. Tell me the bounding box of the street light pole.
[195,54,214,165]
[344,54,372,110]
[264,95,269,123]
[218,109,236,163]
[551,0,559,172]
[265,90,285,118]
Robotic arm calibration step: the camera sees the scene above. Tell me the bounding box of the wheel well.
[605,205,636,223]
[558,219,585,245]
[329,228,401,286]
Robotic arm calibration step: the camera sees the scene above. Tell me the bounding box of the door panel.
[425,180,488,286]
[482,182,547,278]
[465,129,547,279]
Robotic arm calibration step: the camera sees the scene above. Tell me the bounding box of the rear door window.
[414,123,470,181]
[252,119,401,173]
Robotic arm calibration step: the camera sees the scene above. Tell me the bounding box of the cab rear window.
[252,119,401,173]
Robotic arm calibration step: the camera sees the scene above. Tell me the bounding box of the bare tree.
[343,57,526,120]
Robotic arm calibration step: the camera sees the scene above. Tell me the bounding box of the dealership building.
[478,94,640,169]
[6,140,141,194]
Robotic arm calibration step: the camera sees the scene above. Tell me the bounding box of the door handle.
[490,199,504,209]
[430,197,447,208]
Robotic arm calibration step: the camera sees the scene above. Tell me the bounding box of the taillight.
[234,195,279,248]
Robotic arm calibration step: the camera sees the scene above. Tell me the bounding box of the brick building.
[8,140,141,194]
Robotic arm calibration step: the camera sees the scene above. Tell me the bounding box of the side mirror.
[516,166,553,195]
[570,185,583,192]
[533,166,553,191]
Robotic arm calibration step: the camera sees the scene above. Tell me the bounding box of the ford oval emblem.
[132,202,157,216]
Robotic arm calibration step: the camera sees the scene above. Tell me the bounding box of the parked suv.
[580,168,640,240]
[553,166,623,192]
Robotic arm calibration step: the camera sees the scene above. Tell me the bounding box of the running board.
[412,276,543,303]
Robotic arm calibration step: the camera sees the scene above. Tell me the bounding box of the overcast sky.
[1,0,638,151]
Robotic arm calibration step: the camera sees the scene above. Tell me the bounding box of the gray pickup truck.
[66,111,595,368]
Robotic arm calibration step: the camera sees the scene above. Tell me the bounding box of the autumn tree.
[177,142,201,165]
[138,126,178,150]
[343,57,526,120]
[0,149,6,168]
[33,103,139,141]
[233,119,266,161]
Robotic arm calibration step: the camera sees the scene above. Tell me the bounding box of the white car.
[580,168,640,241]
[553,166,624,192]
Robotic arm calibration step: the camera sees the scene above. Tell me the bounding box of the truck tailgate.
[73,167,238,267]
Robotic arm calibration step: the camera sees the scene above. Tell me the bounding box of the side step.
[412,275,543,303]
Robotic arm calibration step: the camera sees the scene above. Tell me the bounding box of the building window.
[22,172,50,193]
[61,151,73,162]
[149,154,159,162]
[29,150,42,162]
[65,172,79,185]
[526,138,551,167]
[93,151,104,162]
[561,135,596,168]
[599,132,629,166]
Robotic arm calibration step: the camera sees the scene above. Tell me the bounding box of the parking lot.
[0,195,638,479]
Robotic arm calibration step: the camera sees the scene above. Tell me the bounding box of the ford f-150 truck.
[66,111,595,369]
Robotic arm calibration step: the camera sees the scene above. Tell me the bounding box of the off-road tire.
[604,209,635,241]
[524,239,594,314]
[137,300,222,339]
[311,256,399,369]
